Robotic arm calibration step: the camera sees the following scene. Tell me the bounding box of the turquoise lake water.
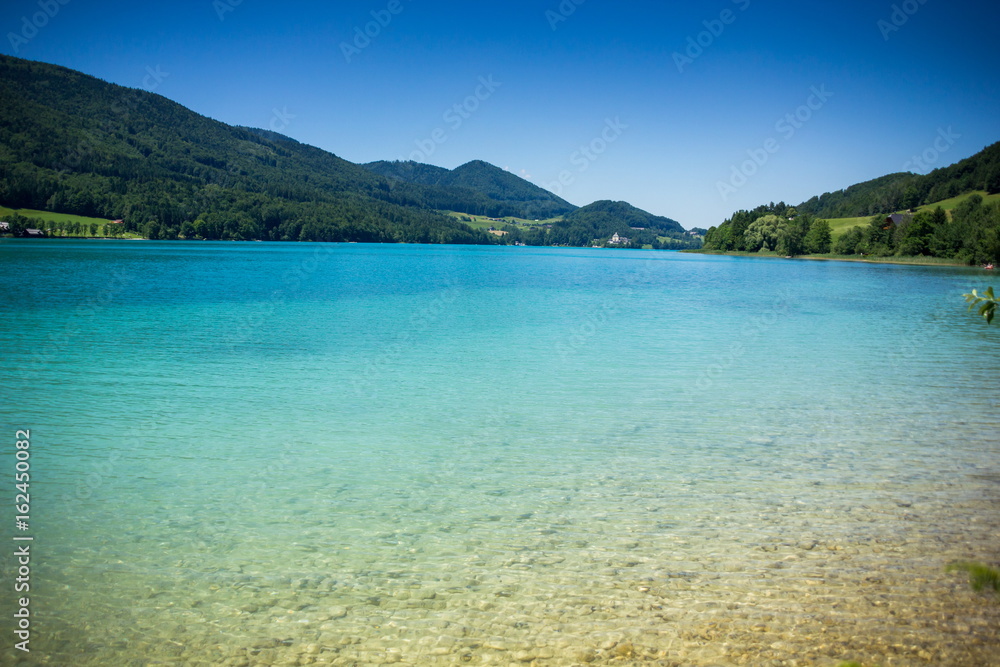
[1,240,999,666]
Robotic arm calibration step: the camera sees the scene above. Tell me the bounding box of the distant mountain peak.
[565,200,685,233]
[363,158,575,219]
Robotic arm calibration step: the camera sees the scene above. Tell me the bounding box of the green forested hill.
[0,55,493,243]
[795,173,914,219]
[499,200,699,249]
[0,55,691,247]
[363,160,454,186]
[796,142,1000,218]
[364,159,576,220]
[703,142,1000,264]
[562,200,684,234]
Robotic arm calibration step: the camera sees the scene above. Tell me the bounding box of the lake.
[1,240,998,666]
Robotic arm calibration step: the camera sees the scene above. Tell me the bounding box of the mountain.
[0,55,492,243]
[550,200,693,248]
[561,200,685,235]
[497,200,699,249]
[364,160,453,185]
[0,55,689,248]
[364,159,576,220]
[796,141,1000,219]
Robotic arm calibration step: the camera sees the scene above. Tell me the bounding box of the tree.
[777,215,810,256]
[858,215,895,256]
[5,213,29,235]
[895,210,937,256]
[955,193,984,220]
[744,215,786,252]
[901,184,921,210]
[804,219,832,254]
[143,221,162,240]
[985,165,1000,195]
[833,226,863,255]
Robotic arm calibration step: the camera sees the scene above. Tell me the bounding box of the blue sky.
[3,0,999,229]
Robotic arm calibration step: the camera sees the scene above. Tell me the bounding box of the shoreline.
[685,249,980,268]
[0,238,989,267]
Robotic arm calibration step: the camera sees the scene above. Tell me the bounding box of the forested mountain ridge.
[795,173,913,219]
[0,54,693,247]
[0,56,500,243]
[796,141,1000,219]
[563,200,684,234]
[363,159,576,220]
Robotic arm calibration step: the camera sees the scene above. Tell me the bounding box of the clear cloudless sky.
[2,0,999,229]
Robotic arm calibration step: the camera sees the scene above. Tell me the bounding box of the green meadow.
[821,190,1000,240]
[824,216,873,240]
[913,190,1000,212]
[0,204,144,238]
[0,205,114,227]
[443,210,563,230]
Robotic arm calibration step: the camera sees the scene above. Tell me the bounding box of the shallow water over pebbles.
[1,241,998,666]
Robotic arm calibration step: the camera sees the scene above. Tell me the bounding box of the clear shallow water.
[1,240,999,666]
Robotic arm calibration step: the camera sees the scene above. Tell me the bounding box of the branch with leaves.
[964,286,998,324]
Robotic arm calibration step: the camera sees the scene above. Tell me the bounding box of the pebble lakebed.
[15,469,1000,667]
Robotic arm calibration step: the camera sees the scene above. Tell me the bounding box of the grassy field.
[824,215,873,240]
[0,204,145,238]
[0,205,114,227]
[822,191,1000,240]
[913,190,1000,212]
[443,210,563,230]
